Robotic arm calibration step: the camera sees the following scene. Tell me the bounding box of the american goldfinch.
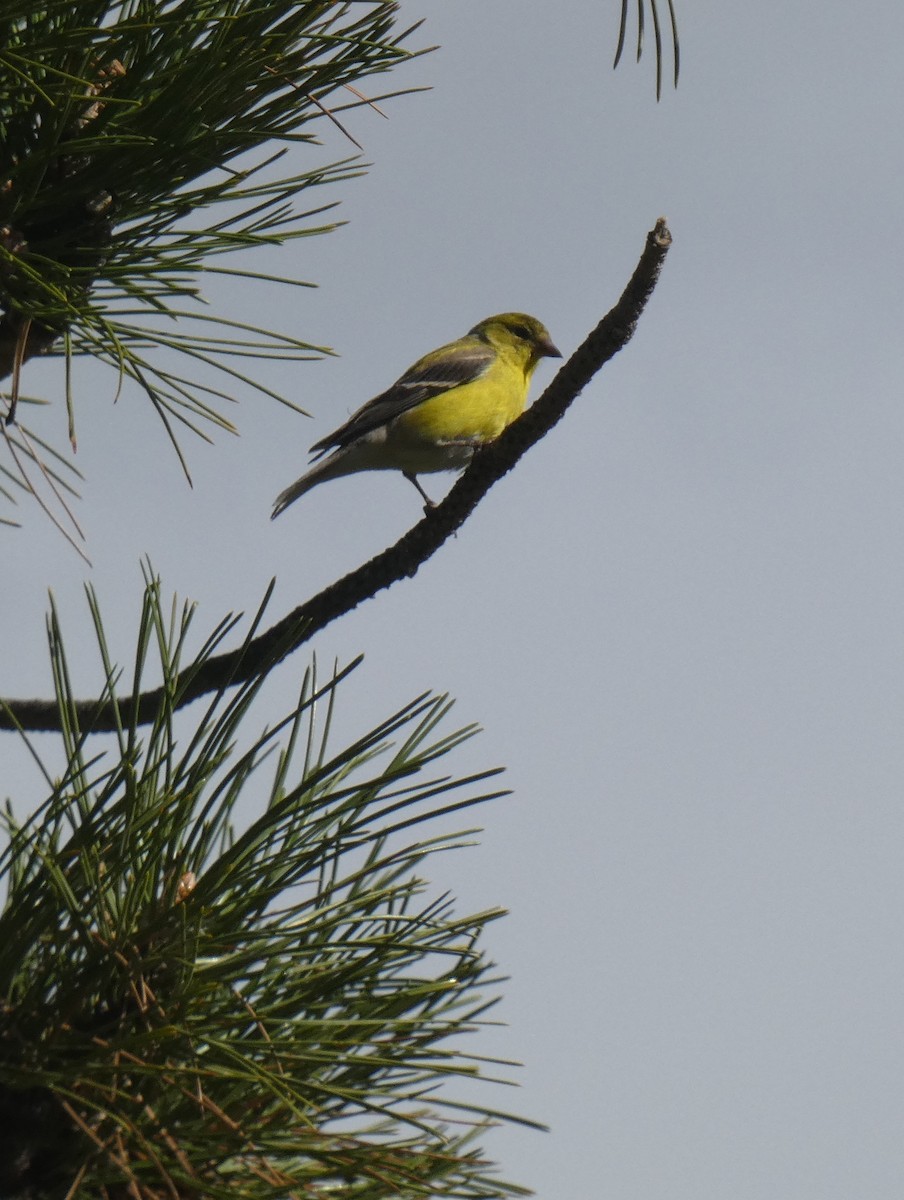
[272,312,561,517]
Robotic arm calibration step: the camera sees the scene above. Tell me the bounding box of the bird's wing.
[311,339,496,454]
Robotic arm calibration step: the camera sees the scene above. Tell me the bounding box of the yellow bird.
[272,312,561,517]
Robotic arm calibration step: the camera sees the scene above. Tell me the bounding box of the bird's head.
[469,312,562,368]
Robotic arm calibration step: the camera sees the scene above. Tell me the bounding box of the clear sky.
[6,2,904,1197]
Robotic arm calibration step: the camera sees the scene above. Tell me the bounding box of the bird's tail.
[271,452,347,519]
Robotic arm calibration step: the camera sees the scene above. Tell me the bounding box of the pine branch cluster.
[0,573,531,1199]
[0,0,427,514]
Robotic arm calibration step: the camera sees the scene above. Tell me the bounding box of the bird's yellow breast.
[389,353,532,448]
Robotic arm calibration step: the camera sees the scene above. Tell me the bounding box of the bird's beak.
[539,336,562,359]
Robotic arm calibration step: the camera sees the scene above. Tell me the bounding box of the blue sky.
[6,2,904,1197]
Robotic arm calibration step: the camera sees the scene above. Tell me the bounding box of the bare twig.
[0,220,672,734]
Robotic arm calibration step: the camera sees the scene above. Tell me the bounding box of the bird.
[271,312,561,518]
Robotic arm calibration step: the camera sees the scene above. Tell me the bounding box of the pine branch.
[0,0,430,519]
[0,593,532,1198]
[0,219,673,734]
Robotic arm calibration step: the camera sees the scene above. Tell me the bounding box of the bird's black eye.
[509,322,532,341]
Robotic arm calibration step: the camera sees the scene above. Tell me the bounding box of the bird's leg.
[404,471,436,510]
